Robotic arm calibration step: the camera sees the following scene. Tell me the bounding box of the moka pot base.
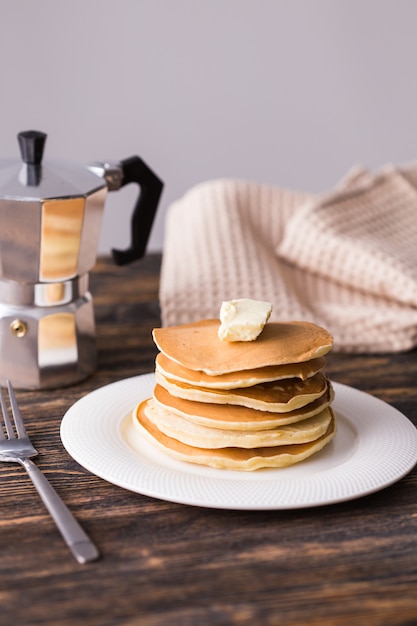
[0,275,96,389]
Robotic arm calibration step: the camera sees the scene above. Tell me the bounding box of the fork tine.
[0,384,15,439]
[6,380,27,439]
[0,387,6,439]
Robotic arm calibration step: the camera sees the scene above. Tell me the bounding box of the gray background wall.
[1,0,416,253]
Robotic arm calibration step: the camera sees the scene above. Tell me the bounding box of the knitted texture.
[159,166,417,352]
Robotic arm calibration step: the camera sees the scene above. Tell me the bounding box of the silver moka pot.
[0,130,163,389]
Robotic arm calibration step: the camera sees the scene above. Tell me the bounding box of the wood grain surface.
[0,254,416,626]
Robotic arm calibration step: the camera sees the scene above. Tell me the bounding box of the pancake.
[153,383,334,430]
[153,319,333,375]
[138,399,334,448]
[155,352,326,389]
[155,370,329,412]
[133,402,336,471]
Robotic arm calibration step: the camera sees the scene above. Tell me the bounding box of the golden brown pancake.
[155,352,326,389]
[133,402,336,470]
[153,383,334,430]
[153,319,333,375]
[139,399,333,448]
[155,371,329,412]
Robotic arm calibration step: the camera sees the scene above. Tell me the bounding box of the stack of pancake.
[133,318,336,471]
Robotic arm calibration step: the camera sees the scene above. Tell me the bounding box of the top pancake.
[153,319,333,375]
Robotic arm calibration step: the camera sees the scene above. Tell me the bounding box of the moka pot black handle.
[112,156,163,265]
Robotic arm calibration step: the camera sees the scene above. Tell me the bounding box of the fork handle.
[21,458,100,564]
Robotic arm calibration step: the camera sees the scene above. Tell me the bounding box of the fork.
[0,380,99,564]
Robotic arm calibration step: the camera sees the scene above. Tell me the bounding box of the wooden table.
[1,254,416,626]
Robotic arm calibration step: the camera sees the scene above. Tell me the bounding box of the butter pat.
[218,298,272,342]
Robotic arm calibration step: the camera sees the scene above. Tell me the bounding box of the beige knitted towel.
[159,164,417,352]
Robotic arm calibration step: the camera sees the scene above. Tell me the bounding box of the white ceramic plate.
[60,374,417,510]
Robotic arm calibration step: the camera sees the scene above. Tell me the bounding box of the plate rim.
[60,374,417,510]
